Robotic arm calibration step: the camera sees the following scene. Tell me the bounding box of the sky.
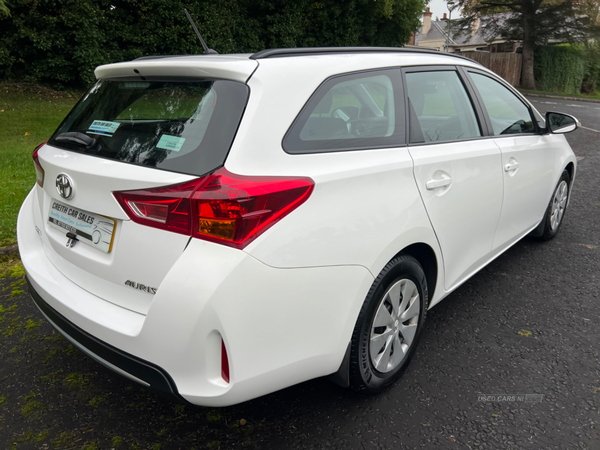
[426,0,462,19]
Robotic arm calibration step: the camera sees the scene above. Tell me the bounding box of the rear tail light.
[114,179,198,235]
[32,142,47,187]
[113,168,314,249]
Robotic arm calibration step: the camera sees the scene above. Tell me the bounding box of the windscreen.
[48,78,249,176]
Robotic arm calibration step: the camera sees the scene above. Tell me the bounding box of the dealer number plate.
[48,200,116,253]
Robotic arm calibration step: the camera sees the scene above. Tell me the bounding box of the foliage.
[449,0,600,90]
[0,0,111,89]
[581,42,600,93]
[0,0,425,88]
[534,45,586,94]
[0,0,8,16]
[455,0,595,43]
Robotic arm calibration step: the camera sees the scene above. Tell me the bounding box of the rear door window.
[405,70,482,143]
[284,69,405,153]
[48,79,249,176]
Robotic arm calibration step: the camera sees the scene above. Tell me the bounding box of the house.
[410,7,521,53]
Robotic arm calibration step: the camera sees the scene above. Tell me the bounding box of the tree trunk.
[520,12,536,89]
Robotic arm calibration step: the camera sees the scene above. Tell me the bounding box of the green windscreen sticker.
[156,135,186,152]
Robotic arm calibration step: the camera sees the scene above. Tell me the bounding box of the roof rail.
[250,47,479,64]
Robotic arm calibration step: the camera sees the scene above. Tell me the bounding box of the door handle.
[504,162,520,172]
[426,176,452,190]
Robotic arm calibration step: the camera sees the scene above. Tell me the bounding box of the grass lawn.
[0,84,80,245]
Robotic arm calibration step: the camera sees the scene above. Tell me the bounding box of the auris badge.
[55,174,74,200]
[124,280,157,295]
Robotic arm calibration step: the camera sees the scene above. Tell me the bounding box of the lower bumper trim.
[27,277,187,402]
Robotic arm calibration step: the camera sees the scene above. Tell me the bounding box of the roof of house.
[415,18,490,48]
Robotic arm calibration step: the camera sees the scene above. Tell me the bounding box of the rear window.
[48,78,249,176]
[283,69,405,153]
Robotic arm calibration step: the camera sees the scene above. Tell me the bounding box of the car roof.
[94,48,482,82]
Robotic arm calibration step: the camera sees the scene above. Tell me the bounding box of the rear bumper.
[18,188,375,406]
[27,276,185,402]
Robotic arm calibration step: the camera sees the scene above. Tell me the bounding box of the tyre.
[539,170,571,241]
[349,254,428,393]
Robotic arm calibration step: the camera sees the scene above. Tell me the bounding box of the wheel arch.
[530,163,573,239]
[564,161,576,210]
[328,241,440,388]
[397,243,439,303]
[366,225,443,309]
[565,161,575,183]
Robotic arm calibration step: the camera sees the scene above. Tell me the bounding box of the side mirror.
[545,112,580,134]
[332,106,359,121]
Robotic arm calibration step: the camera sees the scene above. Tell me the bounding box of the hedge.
[0,0,425,89]
[534,45,586,94]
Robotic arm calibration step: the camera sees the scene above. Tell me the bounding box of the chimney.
[422,7,432,35]
[442,13,447,20]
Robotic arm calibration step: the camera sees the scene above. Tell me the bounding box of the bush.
[534,45,586,94]
[0,0,112,89]
[581,43,600,94]
[0,0,424,89]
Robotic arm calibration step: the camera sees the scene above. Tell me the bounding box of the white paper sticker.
[156,135,186,152]
[87,120,120,137]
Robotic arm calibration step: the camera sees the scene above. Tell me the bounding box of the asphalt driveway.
[1,96,598,450]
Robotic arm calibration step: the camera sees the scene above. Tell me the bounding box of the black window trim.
[462,67,542,137]
[401,65,490,146]
[282,67,407,154]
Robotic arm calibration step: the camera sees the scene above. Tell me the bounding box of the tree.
[0,0,426,88]
[0,0,9,16]
[241,0,424,48]
[450,0,600,89]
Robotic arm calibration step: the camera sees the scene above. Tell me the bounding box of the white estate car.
[18,48,579,407]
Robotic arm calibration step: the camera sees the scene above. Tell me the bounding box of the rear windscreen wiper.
[54,132,97,148]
